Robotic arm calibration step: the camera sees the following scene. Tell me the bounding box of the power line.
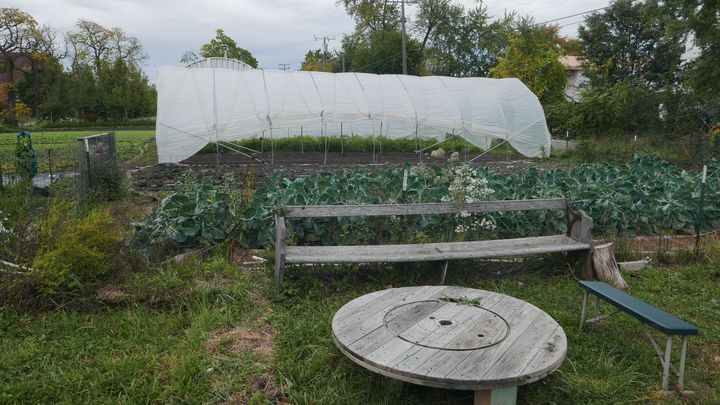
[534,1,637,26]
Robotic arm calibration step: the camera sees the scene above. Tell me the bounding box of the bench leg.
[579,291,589,331]
[436,261,449,285]
[662,335,673,391]
[474,386,517,405]
[678,336,688,392]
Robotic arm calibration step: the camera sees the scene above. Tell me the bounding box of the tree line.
[298,0,719,137]
[0,8,156,126]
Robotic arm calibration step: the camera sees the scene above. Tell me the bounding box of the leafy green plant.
[132,172,243,249]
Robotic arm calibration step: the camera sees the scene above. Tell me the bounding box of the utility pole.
[314,35,335,72]
[388,0,417,75]
[278,63,290,71]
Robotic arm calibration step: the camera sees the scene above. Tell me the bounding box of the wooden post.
[592,243,628,288]
[275,214,287,285]
[568,209,594,280]
[474,386,517,405]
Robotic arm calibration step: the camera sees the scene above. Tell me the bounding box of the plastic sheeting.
[155,67,552,163]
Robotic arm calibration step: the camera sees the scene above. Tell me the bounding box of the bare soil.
[130,151,564,192]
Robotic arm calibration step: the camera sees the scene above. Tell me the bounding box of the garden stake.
[694,165,707,254]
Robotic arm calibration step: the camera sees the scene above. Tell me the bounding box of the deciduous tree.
[0,8,38,123]
[490,26,567,104]
[200,29,258,68]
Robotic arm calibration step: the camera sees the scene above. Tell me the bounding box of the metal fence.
[0,145,78,188]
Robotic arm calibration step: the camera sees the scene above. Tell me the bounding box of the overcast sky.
[9,0,610,80]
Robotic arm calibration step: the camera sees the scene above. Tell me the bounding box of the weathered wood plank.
[332,287,567,391]
[286,235,591,263]
[333,287,451,346]
[284,199,568,218]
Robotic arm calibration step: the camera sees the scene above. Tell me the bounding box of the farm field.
[0,130,156,172]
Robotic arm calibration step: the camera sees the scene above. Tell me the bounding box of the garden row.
[134,156,720,253]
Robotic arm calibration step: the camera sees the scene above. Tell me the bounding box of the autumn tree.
[0,8,38,123]
[300,49,335,72]
[66,20,147,74]
[200,29,258,68]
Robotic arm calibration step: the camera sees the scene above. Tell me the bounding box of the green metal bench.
[578,281,698,394]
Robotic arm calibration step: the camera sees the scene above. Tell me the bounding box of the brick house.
[0,53,32,111]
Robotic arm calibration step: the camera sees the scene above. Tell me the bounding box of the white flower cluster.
[455,217,496,234]
[442,164,494,204]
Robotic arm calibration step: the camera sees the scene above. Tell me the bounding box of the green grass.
[0,130,156,172]
[2,257,718,404]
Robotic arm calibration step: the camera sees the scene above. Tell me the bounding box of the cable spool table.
[332,286,567,405]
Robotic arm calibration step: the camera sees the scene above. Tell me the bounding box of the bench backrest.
[283,198,570,218]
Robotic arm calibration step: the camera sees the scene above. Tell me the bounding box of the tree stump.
[592,242,628,289]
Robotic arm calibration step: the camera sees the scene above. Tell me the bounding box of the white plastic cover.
[155,67,551,163]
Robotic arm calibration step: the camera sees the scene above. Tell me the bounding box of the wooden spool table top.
[332,286,567,396]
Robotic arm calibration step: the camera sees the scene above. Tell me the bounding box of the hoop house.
[155,67,552,163]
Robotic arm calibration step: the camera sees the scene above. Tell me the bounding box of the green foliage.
[578,0,684,88]
[491,26,567,104]
[347,30,424,75]
[88,161,126,203]
[32,208,120,293]
[300,49,335,72]
[246,157,719,247]
[200,29,258,68]
[14,131,37,179]
[422,5,513,77]
[683,0,720,104]
[132,173,243,249]
[32,118,155,129]
[545,81,663,136]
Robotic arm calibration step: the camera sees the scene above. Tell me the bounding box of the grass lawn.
[0,130,156,172]
[1,257,718,404]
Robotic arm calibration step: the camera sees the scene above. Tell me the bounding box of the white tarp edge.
[155,67,552,163]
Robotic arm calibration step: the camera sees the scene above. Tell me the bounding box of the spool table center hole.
[439,320,452,326]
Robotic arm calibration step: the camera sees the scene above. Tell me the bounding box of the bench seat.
[579,281,698,335]
[286,235,591,264]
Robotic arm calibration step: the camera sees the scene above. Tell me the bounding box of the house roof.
[559,55,583,70]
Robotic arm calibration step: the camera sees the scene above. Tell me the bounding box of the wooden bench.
[578,281,699,394]
[274,198,594,284]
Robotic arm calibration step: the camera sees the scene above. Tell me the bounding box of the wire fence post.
[48,149,54,185]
